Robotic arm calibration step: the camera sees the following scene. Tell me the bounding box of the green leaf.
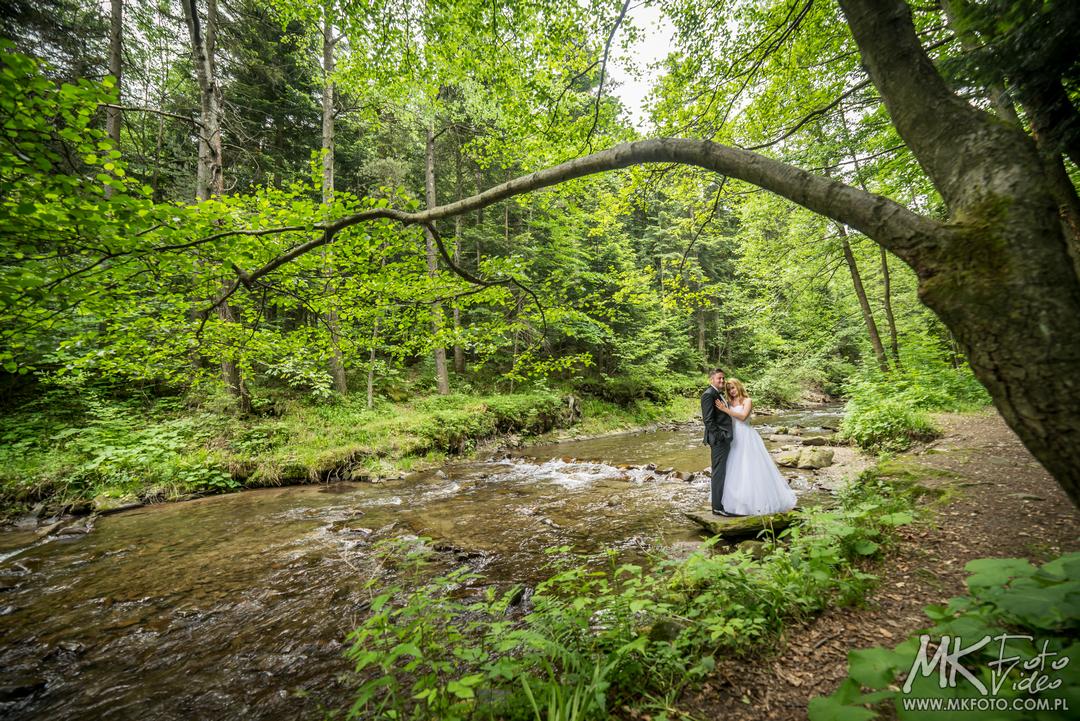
[853,540,880,556]
[847,646,903,688]
[964,558,1036,590]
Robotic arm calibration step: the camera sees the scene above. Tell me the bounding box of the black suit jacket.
[701,385,733,446]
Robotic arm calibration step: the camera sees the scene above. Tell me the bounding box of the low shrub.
[840,396,940,452]
[839,340,989,452]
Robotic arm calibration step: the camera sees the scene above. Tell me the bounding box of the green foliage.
[344,472,917,720]
[811,553,1080,721]
[840,337,989,451]
[0,387,577,517]
[574,373,700,405]
[839,397,940,453]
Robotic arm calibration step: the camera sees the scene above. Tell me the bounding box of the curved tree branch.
[212,137,945,303]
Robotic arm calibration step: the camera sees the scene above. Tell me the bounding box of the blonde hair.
[725,377,748,403]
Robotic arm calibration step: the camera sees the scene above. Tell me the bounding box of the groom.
[701,368,735,516]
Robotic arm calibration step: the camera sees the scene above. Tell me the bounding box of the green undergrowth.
[839,341,991,453]
[341,470,920,721]
[0,388,701,520]
[812,552,1080,720]
[542,396,699,439]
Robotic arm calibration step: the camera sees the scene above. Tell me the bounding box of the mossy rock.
[91,494,142,514]
[684,510,798,539]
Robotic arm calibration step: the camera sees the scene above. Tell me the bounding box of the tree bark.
[182,0,223,200]
[837,224,889,372]
[321,10,347,396]
[452,139,465,374]
[183,0,248,412]
[840,0,1080,506]
[880,247,900,366]
[106,0,122,146]
[425,125,451,395]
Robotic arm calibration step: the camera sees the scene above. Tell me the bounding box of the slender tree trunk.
[106,0,122,145]
[837,224,889,372]
[696,307,706,358]
[838,110,900,369]
[183,0,249,412]
[321,10,347,396]
[879,248,900,366]
[182,0,223,200]
[474,164,483,268]
[367,317,379,409]
[425,125,450,395]
[452,139,465,374]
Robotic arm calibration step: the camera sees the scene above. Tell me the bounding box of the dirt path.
[678,409,1080,720]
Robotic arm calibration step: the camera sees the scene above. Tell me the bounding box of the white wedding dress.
[721,403,797,516]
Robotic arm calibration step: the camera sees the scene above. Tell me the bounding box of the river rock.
[53,518,95,536]
[91,494,142,514]
[736,540,767,559]
[776,450,802,467]
[684,510,798,539]
[800,436,834,446]
[776,448,834,469]
[799,448,834,469]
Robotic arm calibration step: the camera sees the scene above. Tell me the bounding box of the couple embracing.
[701,368,796,517]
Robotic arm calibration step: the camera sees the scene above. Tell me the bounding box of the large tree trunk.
[837,223,890,372]
[425,125,451,395]
[839,0,1080,505]
[321,10,347,396]
[183,0,249,412]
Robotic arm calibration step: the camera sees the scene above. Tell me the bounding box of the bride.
[713,378,797,516]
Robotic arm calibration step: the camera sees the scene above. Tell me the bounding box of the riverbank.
[676,409,1080,720]
[0,391,702,523]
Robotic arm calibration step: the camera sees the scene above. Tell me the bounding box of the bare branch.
[101,103,204,128]
[583,0,632,153]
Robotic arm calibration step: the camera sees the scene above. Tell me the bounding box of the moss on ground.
[0,390,701,520]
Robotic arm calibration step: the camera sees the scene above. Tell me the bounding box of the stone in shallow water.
[684,492,832,539]
[683,510,798,539]
[776,448,834,469]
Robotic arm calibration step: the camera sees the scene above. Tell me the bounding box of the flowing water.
[0,406,843,719]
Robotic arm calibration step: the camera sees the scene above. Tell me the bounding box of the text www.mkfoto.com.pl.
[901,697,1069,712]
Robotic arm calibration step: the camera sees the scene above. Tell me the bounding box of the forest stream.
[0,406,844,720]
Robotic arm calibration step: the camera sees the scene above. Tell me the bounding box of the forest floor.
[676,408,1080,720]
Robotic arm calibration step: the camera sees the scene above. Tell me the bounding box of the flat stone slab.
[683,510,798,539]
[684,492,833,539]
